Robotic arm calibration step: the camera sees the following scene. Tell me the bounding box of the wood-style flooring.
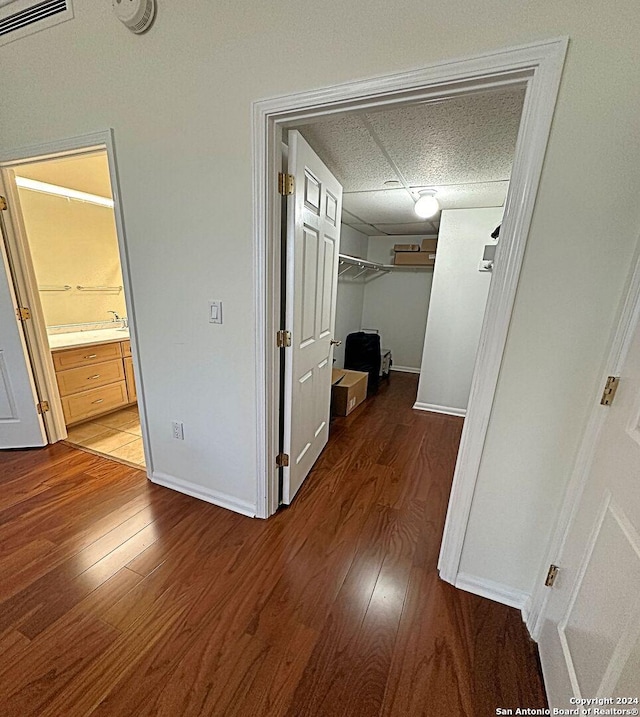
[0,373,547,716]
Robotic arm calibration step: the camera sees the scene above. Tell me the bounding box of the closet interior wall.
[335,226,433,373]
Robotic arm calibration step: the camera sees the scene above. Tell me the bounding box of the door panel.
[538,301,640,705]
[282,131,343,503]
[0,232,46,449]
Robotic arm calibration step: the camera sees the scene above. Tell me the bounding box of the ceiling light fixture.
[15,177,114,209]
[414,189,439,219]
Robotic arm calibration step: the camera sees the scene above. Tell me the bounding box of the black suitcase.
[344,331,381,393]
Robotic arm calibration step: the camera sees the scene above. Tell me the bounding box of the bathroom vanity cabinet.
[51,336,136,425]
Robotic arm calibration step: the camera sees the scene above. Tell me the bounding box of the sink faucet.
[108,310,128,331]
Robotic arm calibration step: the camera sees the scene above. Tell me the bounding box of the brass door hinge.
[276,453,289,468]
[0,195,7,211]
[278,172,294,196]
[545,564,559,587]
[37,400,50,414]
[16,307,31,321]
[276,330,291,348]
[600,376,620,406]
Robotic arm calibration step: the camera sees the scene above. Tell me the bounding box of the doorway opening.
[253,39,567,601]
[276,85,523,505]
[292,86,524,416]
[0,136,150,472]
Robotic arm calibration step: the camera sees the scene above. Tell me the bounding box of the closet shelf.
[338,252,432,279]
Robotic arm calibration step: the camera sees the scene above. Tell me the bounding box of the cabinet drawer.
[121,340,131,357]
[62,381,129,425]
[56,359,125,397]
[124,357,137,403]
[53,342,122,371]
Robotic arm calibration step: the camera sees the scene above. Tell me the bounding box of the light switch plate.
[209,301,223,324]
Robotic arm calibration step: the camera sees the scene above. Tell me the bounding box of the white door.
[281,130,343,503]
[0,225,47,449]
[538,293,640,705]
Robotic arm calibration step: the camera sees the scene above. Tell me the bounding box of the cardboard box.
[393,243,421,252]
[331,368,368,416]
[421,237,438,252]
[394,250,436,266]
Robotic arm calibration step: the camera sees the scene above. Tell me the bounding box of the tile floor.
[66,405,146,469]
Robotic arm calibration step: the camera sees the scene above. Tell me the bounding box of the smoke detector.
[112,0,156,34]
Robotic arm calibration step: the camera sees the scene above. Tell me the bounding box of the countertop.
[48,328,130,351]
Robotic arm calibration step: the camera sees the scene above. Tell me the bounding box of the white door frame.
[0,130,153,477]
[252,39,568,579]
[527,236,640,638]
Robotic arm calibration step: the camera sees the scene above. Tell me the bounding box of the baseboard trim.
[390,365,420,374]
[455,571,530,613]
[151,471,256,518]
[413,401,466,417]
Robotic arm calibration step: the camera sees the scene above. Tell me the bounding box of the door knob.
[330,339,342,346]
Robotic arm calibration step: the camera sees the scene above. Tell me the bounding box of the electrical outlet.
[172,421,184,440]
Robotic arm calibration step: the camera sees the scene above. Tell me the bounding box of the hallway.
[0,373,546,715]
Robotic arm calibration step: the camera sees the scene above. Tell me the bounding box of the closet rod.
[338,253,390,275]
[338,253,432,273]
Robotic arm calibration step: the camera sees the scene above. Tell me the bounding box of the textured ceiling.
[297,87,525,235]
[16,152,113,199]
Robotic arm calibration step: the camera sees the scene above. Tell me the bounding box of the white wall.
[362,236,433,371]
[416,209,502,413]
[334,224,367,367]
[1,3,640,597]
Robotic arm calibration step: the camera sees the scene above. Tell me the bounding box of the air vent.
[0,0,73,46]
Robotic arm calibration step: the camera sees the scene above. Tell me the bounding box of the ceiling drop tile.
[343,188,417,224]
[296,115,398,192]
[373,222,440,236]
[296,86,520,235]
[365,88,525,187]
[434,181,509,209]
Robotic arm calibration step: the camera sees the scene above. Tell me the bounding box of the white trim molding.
[413,401,466,418]
[151,471,256,518]
[390,365,420,374]
[455,572,530,613]
[435,39,567,586]
[253,36,569,590]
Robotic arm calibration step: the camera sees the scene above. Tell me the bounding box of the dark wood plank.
[0,373,547,716]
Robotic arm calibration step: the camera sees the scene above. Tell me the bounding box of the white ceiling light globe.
[414,191,439,219]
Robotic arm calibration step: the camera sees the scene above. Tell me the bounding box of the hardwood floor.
[0,373,547,716]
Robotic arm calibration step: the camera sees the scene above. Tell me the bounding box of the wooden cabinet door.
[124,357,137,403]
